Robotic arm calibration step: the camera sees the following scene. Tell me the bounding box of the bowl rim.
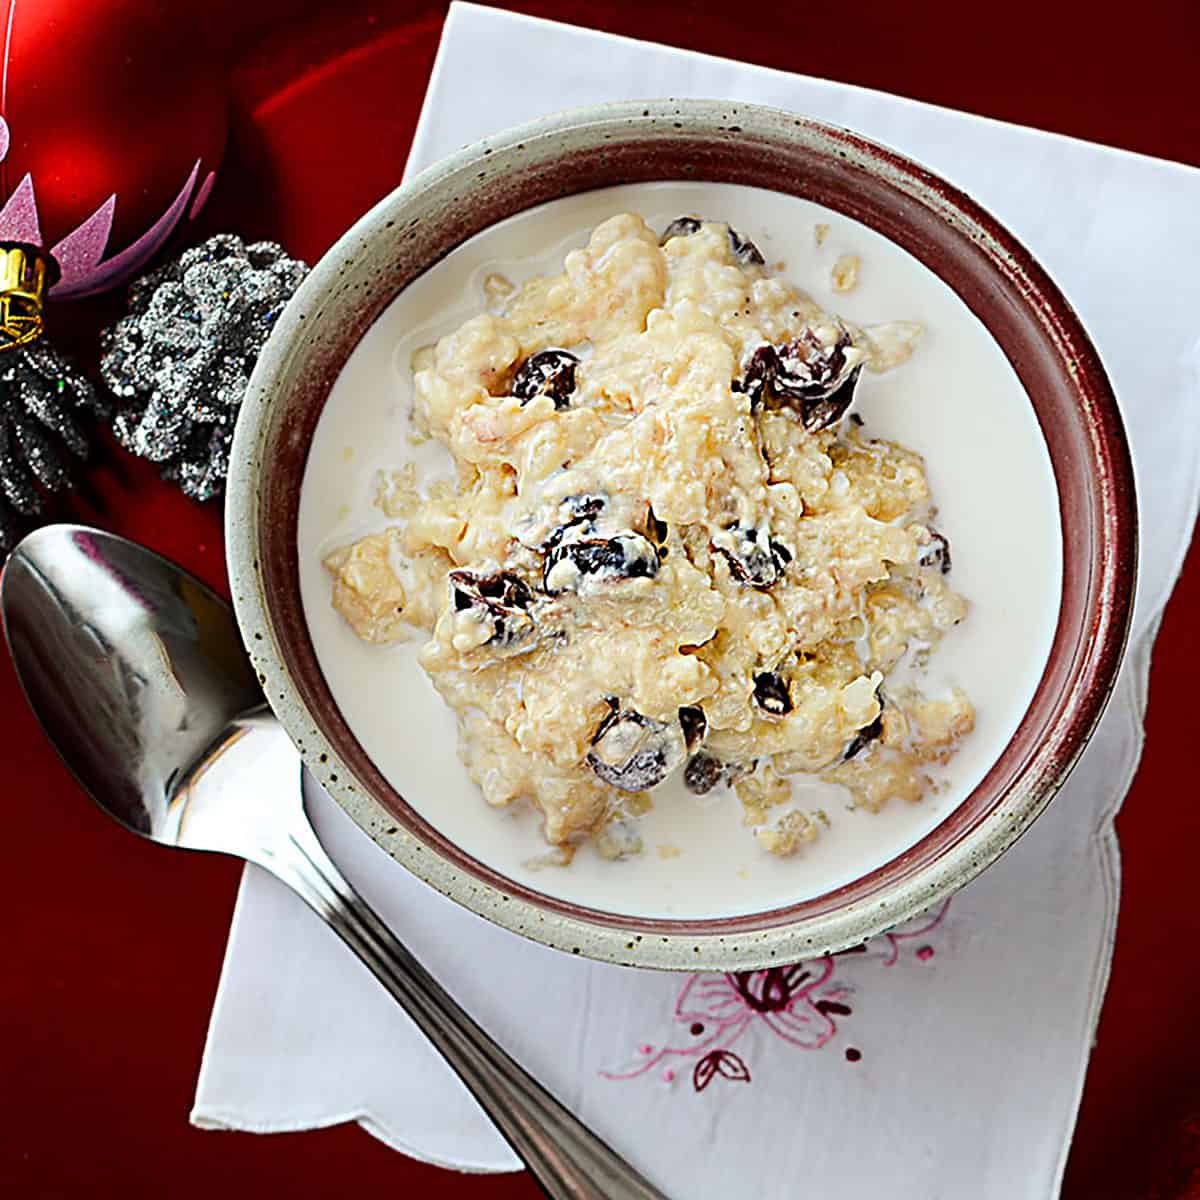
[225,97,1136,971]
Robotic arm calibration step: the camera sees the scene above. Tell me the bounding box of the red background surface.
[4,2,1199,1196]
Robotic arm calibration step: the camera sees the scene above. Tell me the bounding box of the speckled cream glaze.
[225,100,1135,971]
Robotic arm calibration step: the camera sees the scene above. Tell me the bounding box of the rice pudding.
[297,182,1061,918]
[325,211,972,861]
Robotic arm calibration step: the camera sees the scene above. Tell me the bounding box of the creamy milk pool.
[297,181,1062,919]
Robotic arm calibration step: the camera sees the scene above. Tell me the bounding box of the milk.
[297,182,1062,919]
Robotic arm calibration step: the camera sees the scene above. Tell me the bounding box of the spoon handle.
[266,813,669,1200]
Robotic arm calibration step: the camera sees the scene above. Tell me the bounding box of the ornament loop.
[0,244,57,352]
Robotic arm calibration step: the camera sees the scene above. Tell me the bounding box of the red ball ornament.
[0,0,230,298]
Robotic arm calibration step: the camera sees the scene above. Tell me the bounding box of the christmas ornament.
[0,0,228,297]
[101,234,308,501]
[0,0,236,550]
[0,246,107,551]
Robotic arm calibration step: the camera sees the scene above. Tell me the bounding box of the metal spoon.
[2,524,667,1200]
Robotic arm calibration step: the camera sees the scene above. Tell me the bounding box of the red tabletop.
[5,2,1200,1196]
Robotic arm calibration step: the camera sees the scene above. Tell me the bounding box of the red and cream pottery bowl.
[225,99,1136,969]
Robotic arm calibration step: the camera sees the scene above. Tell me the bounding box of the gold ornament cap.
[0,243,58,351]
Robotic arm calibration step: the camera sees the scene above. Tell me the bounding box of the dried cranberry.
[711,525,792,590]
[735,344,779,408]
[728,226,764,266]
[794,367,862,432]
[660,216,763,266]
[739,329,862,431]
[843,691,885,760]
[919,530,952,575]
[451,569,531,610]
[544,531,659,594]
[660,216,703,243]
[683,752,725,795]
[753,672,793,717]
[537,494,608,554]
[775,330,863,430]
[678,705,708,751]
[512,349,579,410]
[646,507,669,544]
[772,329,851,400]
[683,752,746,795]
[563,493,606,523]
[587,708,686,792]
[448,569,536,650]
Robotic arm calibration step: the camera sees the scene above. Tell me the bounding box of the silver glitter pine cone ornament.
[0,244,108,553]
[101,234,308,501]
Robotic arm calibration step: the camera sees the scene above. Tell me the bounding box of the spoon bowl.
[2,525,264,843]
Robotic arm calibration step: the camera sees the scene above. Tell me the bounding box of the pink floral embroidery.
[694,1049,751,1091]
[603,899,951,1091]
[602,959,851,1083]
[850,900,951,967]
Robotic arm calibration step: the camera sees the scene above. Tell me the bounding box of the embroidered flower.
[602,899,952,1090]
[693,1049,751,1092]
[602,960,849,1084]
[840,900,952,967]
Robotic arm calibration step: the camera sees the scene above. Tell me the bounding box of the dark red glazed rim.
[248,104,1136,938]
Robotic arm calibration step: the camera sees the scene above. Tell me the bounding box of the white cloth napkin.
[192,5,1200,1196]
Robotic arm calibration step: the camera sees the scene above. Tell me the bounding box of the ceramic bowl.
[225,99,1136,970]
